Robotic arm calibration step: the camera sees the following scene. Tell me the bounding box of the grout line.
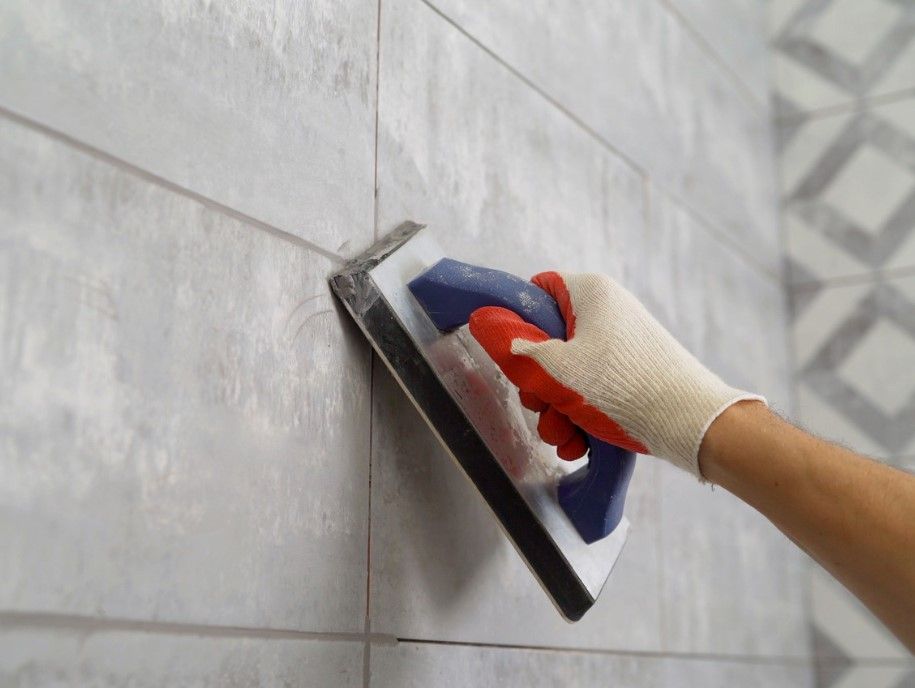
[790,264,915,292]
[416,0,644,181]
[364,4,383,683]
[372,0,384,243]
[0,611,379,643]
[363,352,377,688]
[417,0,783,287]
[0,105,346,265]
[657,0,769,116]
[774,86,915,125]
[394,637,822,665]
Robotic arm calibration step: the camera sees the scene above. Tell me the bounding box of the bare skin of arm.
[699,400,915,653]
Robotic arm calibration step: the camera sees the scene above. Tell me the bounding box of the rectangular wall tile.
[370,365,661,651]
[0,625,363,686]
[647,186,792,411]
[371,0,660,652]
[668,0,771,105]
[0,0,377,253]
[424,0,780,273]
[0,117,371,632]
[371,641,814,687]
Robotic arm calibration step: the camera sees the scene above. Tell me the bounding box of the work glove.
[468,271,765,478]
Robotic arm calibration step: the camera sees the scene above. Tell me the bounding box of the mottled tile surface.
[0,625,363,687]
[650,196,803,658]
[659,463,809,657]
[668,0,771,104]
[370,0,661,651]
[0,117,371,632]
[0,0,377,253]
[376,0,648,289]
[369,364,661,651]
[424,0,781,273]
[371,641,814,687]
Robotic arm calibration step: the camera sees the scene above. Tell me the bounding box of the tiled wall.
[771,0,915,685]
[1,1,810,685]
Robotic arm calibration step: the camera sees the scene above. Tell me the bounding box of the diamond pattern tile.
[836,319,915,416]
[782,106,915,282]
[808,0,901,67]
[820,146,914,236]
[771,0,915,113]
[793,276,915,459]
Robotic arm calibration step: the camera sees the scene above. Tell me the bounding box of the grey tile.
[668,0,771,105]
[658,464,810,657]
[646,194,803,656]
[0,117,371,631]
[0,0,377,254]
[370,0,660,651]
[423,0,781,273]
[647,187,792,411]
[0,625,363,687]
[371,641,814,687]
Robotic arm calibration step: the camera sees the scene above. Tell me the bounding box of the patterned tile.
[793,275,915,459]
[771,0,915,114]
[782,101,915,283]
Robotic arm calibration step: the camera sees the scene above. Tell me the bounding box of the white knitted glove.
[467,271,765,478]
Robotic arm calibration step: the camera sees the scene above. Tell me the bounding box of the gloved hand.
[468,271,765,478]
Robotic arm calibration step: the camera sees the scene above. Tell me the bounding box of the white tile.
[667,0,771,104]
[821,147,914,236]
[658,463,810,657]
[769,0,807,39]
[0,0,377,254]
[0,118,371,631]
[371,641,814,688]
[779,113,853,198]
[786,212,869,283]
[423,0,781,273]
[792,282,871,369]
[808,0,901,67]
[0,625,363,686]
[836,319,915,416]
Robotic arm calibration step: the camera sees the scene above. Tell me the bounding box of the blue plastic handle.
[408,258,637,544]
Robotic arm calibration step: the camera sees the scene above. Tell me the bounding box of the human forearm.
[700,401,915,653]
